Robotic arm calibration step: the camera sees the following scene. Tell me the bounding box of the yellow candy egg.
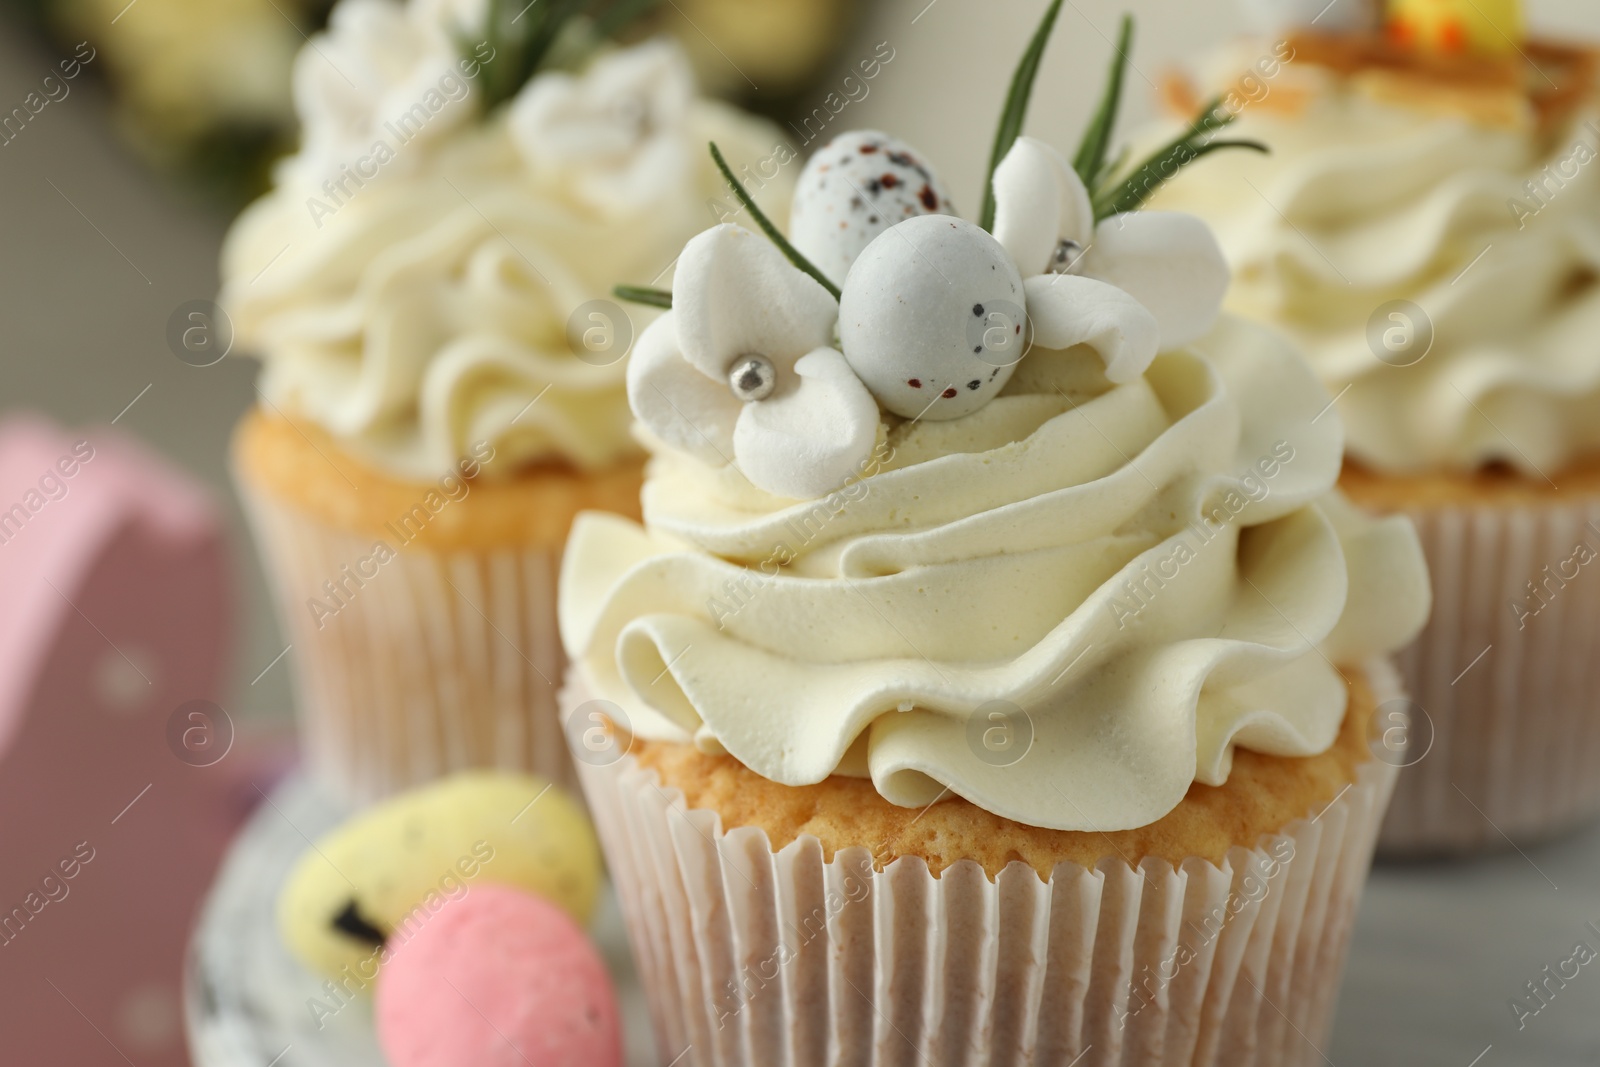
[277,771,601,982]
[1386,0,1524,57]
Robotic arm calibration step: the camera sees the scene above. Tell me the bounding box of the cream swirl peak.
[223,0,792,479]
[1148,37,1600,475]
[566,11,1431,832]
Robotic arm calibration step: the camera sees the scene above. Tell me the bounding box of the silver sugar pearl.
[1050,238,1085,274]
[728,354,778,402]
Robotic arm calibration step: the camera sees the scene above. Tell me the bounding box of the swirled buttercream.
[1148,45,1600,475]
[561,314,1430,831]
[222,36,791,479]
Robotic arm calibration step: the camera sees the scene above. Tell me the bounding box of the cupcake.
[223,0,793,804]
[559,12,1430,1063]
[1147,0,1600,852]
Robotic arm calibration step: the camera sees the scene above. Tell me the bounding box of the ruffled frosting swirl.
[561,315,1430,831]
[1148,46,1600,476]
[222,37,790,479]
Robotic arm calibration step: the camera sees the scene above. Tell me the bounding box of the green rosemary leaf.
[1182,94,1238,140]
[1089,143,1131,200]
[1093,137,1268,218]
[514,0,587,103]
[977,0,1066,232]
[1087,95,1258,219]
[709,142,841,301]
[1072,14,1135,192]
[478,0,588,111]
[477,0,529,108]
[613,284,673,308]
[526,0,588,70]
[593,0,659,40]
[472,0,508,106]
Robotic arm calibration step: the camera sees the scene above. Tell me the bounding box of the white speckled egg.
[789,130,957,288]
[839,215,1027,421]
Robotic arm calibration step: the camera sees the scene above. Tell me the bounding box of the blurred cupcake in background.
[561,11,1430,1061]
[28,0,863,204]
[1148,0,1600,852]
[662,0,856,103]
[224,0,793,805]
[48,0,317,202]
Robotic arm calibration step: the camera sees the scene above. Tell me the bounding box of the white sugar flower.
[627,225,879,499]
[509,40,695,213]
[991,136,1230,382]
[285,0,474,188]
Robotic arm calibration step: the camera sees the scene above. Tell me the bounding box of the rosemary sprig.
[614,284,673,308]
[1090,144,1131,199]
[463,0,660,110]
[1090,95,1267,219]
[709,142,841,301]
[478,0,588,111]
[592,0,660,40]
[1072,14,1134,195]
[977,0,1065,233]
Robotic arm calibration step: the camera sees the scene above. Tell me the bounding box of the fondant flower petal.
[627,313,739,464]
[991,137,1094,276]
[1024,273,1160,383]
[674,224,839,380]
[733,348,880,499]
[1084,211,1229,350]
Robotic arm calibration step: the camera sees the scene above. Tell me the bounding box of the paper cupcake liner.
[238,476,574,806]
[570,659,1402,1067]
[1378,493,1600,854]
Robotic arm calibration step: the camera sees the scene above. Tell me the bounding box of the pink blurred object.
[0,414,261,1066]
[376,884,623,1067]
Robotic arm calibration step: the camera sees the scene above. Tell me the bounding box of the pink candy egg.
[375,884,622,1067]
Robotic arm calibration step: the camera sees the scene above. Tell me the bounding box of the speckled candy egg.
[376,884,622,1067]
[838,215,1027,421]
[789,130,957,288]
[277,770,601,981]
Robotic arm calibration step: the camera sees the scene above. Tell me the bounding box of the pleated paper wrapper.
[571,659,1403,1067]
[238,477,575,806]
[1378,493,1600,854]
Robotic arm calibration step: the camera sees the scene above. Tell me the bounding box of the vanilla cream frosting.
[1148,46,1600,476]
[222,35,791,480]
[561,314,1430,832]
